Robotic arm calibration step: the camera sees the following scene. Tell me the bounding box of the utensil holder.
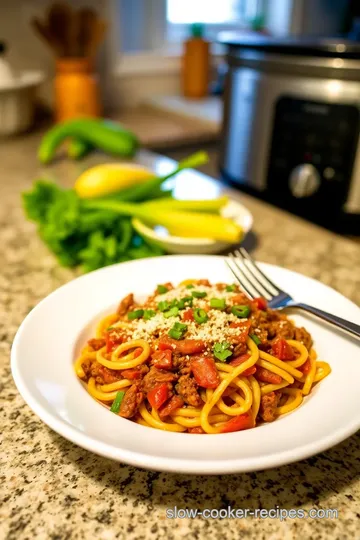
[55,58,101,122]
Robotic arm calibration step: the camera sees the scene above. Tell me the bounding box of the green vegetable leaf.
[192,290,207,299]
[158,300,170,312]
[210,298,226,310]
[193,308,208,324]
[177,296,193,309]
[231,305,251,318]
[250,333,261,345]
[163,306,179,318]
[157,284,169,294]
[143,309,156,320]
[22,180,63,224]
[110,391,125,413]
[213,341,232,362]
[168,322,187,340]
[226,284,236,292]
[128,309,144,320]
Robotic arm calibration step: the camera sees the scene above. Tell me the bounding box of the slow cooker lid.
[218,33,360,59]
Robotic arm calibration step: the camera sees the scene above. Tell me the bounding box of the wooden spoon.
[31,17,63,57]
[77,7,97,58]
[47,2,73,57]
[87,19,108,60]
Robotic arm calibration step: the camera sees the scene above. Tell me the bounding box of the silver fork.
[226,248,360,340]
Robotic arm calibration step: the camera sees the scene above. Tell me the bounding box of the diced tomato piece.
[158,339,173,351]
[256,366,282,384]
[182,308,194,322]
[300,358,311,374]
[252,297,268,310]
[105,331,125,353]
[229,321,251,342]
[242,366,257,377]
[271,338,295,361]
[106,333,116,353]
[133,347,143,358]
[158,338,206,355]
[196,279,210,286]
[220,412,254,433]
[158,395,184,418]
[229,353,250,367]
[120,368,142,380]
[151,349,173,370]
[163,282,173,290]
[188,427,205,434]
[230,320,252,330]
[191,357,220,389]
[147,383,170,410]
[229,354,256,376]
[177,340,206,355]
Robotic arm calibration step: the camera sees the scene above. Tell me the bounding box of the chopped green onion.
[168,322,188,340]
[158,300,170,312]
[127,309,144,320]
[143,309,156,320]
[110,391,125,413]
[210,298,226,310]
[213,341,232,362]
[192,290,207,298]
[186,284,194,289]
[177,296,193,309]
[226,284,236,292]
[193,308,208,324]
[163,306,179,318]
[231,305,251,318]
[250,333,261,345]
[157,284,169,294]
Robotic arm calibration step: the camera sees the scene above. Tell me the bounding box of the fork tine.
[232,250,273,299]
[227,255,261,299]
[226,257,255,298]
[239,247,281,296]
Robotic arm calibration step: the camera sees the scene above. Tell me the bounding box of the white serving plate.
[11,255,360,474]
[132,199,253,254]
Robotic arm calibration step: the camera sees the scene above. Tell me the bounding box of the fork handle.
[292,303,360,339]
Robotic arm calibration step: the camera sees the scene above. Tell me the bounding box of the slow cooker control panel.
[289,164,321,198]
[267,97,359,213]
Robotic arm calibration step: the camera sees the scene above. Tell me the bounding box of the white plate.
[11,255,360,474]
[132,199,253,254]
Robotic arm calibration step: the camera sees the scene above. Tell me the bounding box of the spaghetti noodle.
[75,279,331,434]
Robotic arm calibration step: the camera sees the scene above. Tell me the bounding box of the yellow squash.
[75,163,154,199]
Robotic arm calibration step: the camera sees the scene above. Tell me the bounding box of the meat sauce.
[81,281,313,429]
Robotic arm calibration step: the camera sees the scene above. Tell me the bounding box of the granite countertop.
[1,132,359,540]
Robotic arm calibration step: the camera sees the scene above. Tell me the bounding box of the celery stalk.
[84,199,242,243]
[142,196,228,213]
[110,151,209,202]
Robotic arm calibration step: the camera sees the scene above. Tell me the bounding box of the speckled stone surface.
[1,133,360,540]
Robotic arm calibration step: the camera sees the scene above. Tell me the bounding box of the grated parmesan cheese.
[114,283,252,349]
[154,284,240,304]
